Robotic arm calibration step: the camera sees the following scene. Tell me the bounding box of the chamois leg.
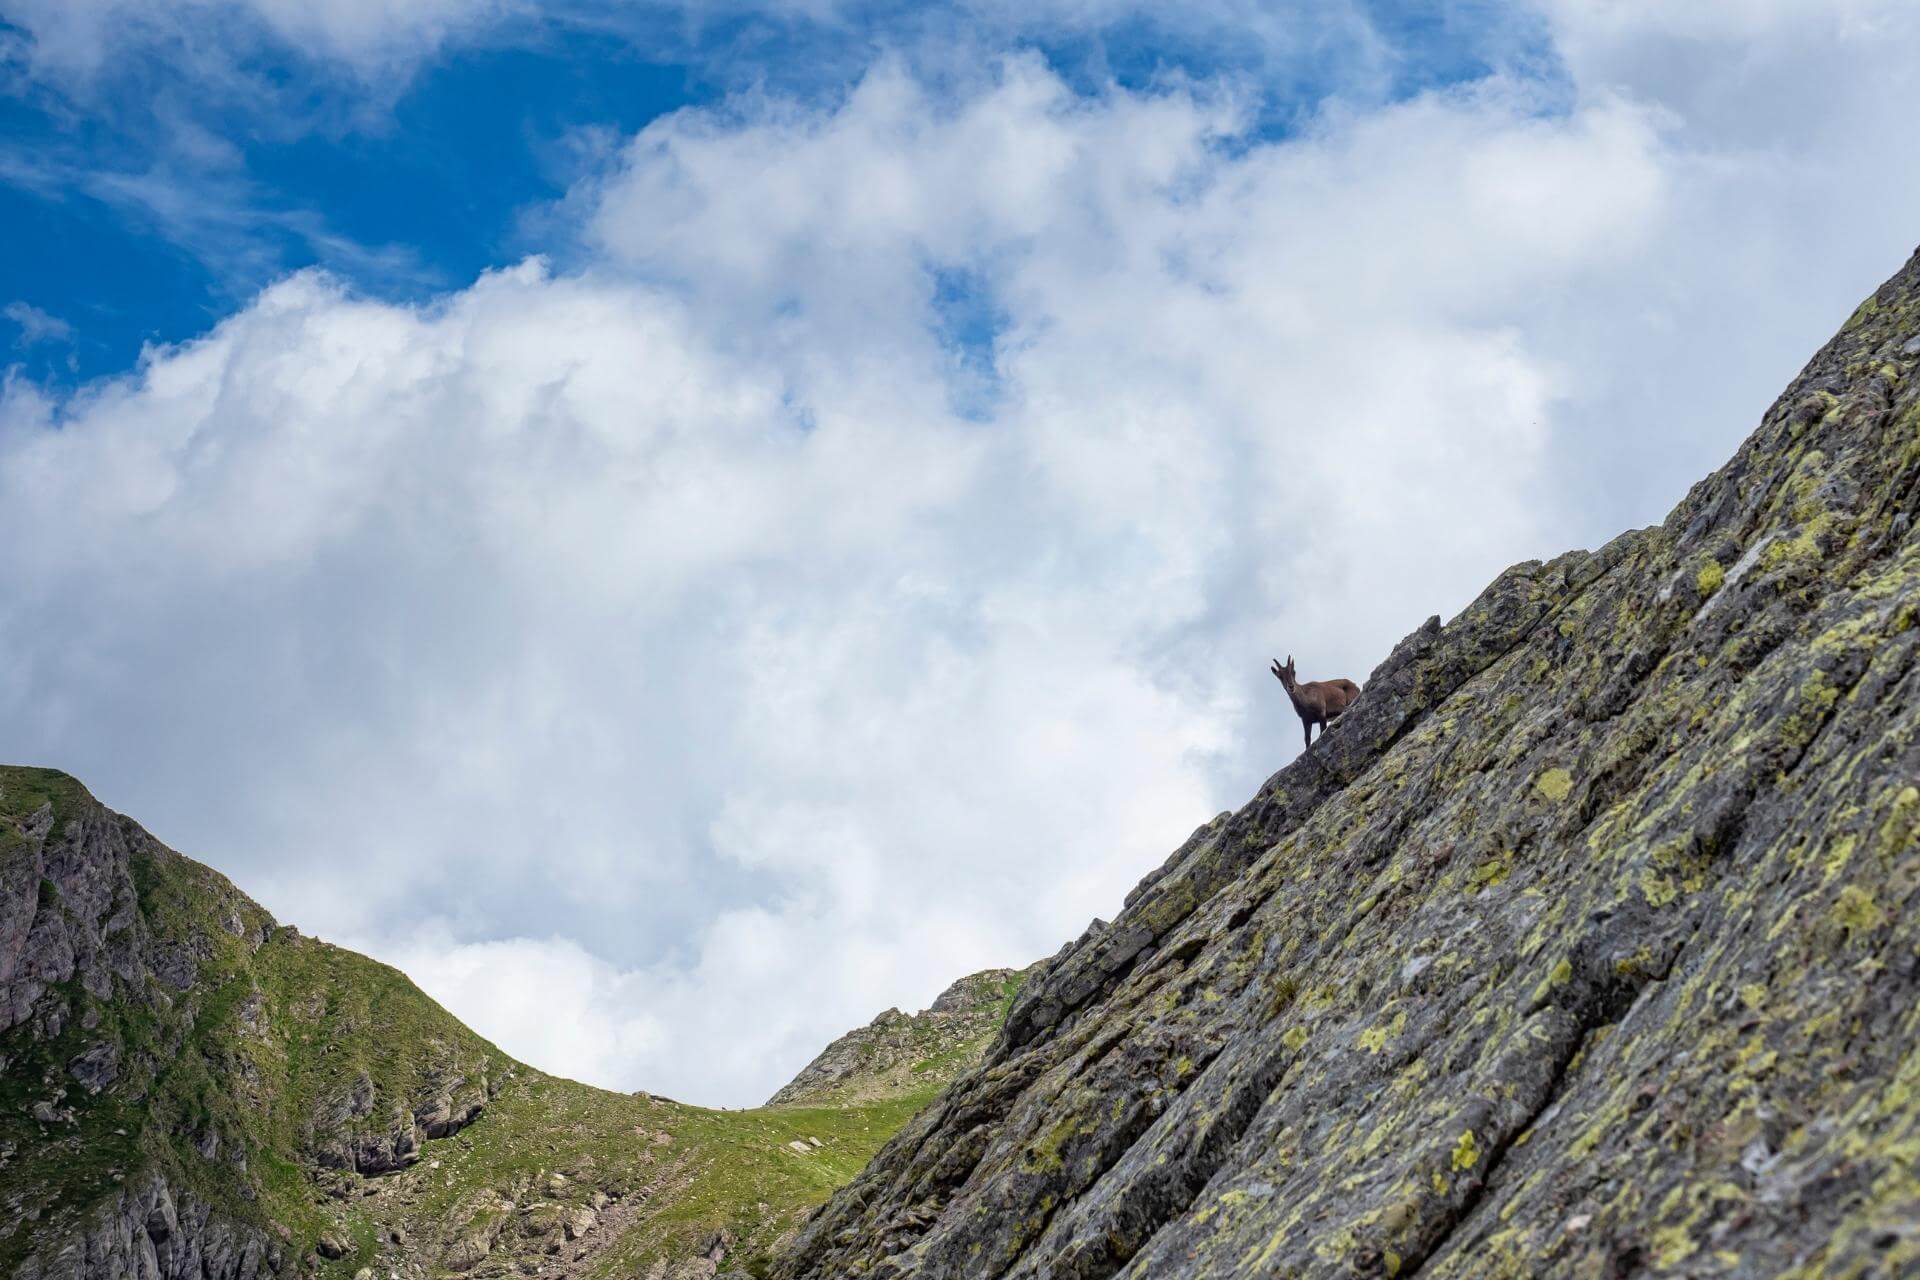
[1303,720,1313,750]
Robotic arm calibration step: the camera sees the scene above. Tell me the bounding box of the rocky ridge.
[773,251,1920,1279]
[768,970,1027,1107]
[1,770,1020,1280]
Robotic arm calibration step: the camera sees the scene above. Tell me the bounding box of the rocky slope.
[0,769,1015,1280]
[773,252,1920,1280]
[768,970,1027,1107]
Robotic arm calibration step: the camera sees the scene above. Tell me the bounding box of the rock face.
[768,970,1027,1107]
[12,1173,283,1280]
[0,768,502,1277]
[774,253,1920,1278]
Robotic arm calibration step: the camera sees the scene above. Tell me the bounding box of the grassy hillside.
[0,766,1012,1279]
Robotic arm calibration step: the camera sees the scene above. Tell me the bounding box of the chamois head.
[1270,655,1297,691]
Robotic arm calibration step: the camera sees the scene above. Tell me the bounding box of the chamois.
[1271,655,1361,750]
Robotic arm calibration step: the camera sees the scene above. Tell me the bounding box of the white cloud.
[1,0,510,82]
[4,10,1919,1105]
[0,0,1397,92]
[4,301,73,346]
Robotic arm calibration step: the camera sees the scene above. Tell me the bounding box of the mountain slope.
[0,768,1013,1280]
[768,970,1028,1108]
[774,251,1920,1280]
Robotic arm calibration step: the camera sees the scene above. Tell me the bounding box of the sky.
[2,0,1917,1107]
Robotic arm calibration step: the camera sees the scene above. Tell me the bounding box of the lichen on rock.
[773,249,1920,1279]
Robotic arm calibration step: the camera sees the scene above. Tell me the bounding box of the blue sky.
[3,0,1917,1105]
[2,1,1555,383]
[1,18,700,379]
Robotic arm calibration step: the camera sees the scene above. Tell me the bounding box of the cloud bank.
[3,5,1918,1103]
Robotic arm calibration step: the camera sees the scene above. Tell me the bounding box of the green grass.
[3,763,1018,1278]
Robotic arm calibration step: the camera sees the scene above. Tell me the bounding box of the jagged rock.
[12,1172,282,1280]
[444,1229,496,1272]
[315,1229,353,1259]
[774,251,1920,1277]
[66,1041,119,1092]
[415,1088,486,1139]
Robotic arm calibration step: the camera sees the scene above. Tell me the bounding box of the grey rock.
[773,250,1920,1278]
[13,1173,283,1280]
[563,1206,597,1241]
[67,1041,119,1092]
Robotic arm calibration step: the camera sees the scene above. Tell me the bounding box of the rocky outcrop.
[12,1173,283,1280]
[309,1063,492,1174]
[774,252,1920,1278]
[3,778,163,1038]
[768,970,1025,1106]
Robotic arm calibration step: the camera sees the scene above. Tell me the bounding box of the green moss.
[1534,769,1574,803]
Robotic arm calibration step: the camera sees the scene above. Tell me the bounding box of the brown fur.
[1271,655,1361,750]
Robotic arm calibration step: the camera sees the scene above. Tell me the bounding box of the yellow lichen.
[1358,1011,1407,1054]
[1820,835,1856,881]
[1830,885,1885,937]
[1651,1223,1697,1267]
[1451,1130,1480,1171]
[1530,957,1573,1005]
[1535,768,1574,803]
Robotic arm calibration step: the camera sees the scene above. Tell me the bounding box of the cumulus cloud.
[3,9,1918,1104]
